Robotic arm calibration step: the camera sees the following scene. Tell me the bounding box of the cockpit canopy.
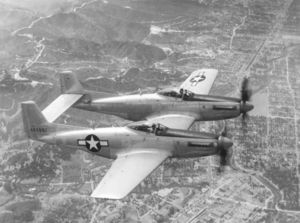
[127,122,168,134]
[157,89,181,97]
[157,88,195,99]
[128,121,219,139]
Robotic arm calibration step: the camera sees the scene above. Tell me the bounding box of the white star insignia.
[86,135,99,150]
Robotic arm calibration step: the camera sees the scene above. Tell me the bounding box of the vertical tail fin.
[59,71,114,99]
[60,71,84,94]
[22,101,86,141]
[21,101,51,140]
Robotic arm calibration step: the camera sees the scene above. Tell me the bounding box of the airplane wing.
[91,150,170,199]
[147,114,195,130]
[179,69,218,95]
[42,94,83,122]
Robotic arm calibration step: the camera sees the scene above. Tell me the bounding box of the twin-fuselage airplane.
[22,68,253,199]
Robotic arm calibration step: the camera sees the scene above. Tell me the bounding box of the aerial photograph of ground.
[0,0,299,222]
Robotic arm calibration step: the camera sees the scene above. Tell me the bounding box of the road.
[229,15,247,51]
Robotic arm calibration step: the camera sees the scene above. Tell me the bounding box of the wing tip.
[194,68,218,74]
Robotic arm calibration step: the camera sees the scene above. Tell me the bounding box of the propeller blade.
[240,77,252,103]
[219,147,233,172]
[242,112,248,120]
[219,148,227,166]
[240,77,253,131]
[217,136,233,172]
[221,124,227,137]
[241,113,249,134]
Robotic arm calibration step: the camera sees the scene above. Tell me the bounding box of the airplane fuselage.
[39,126,227,160]
[74,93,245,122]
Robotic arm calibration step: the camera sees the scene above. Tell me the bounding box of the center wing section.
[42,94,83,122]
[179,69,218,95]
[147,114,196,130]
[91,150,170,199]
[42,72,86,122]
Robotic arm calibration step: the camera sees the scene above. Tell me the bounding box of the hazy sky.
[0,0,83,14]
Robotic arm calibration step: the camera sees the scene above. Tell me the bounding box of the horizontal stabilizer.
[42,94,83,122]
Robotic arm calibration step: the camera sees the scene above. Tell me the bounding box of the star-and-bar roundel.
[190,72,206,86]
[77,134,109,152]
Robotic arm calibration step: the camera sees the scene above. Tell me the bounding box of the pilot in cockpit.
[128,122,170,136]
[151,123,167,135]
[179,88,194,100]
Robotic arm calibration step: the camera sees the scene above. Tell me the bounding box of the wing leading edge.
[91,150,170,199]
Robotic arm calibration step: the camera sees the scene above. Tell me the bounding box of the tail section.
[22,101,87,141]
[42,72,114,123]
[22,101,83,140]
[59,71,113,98]
[22,101,51,140]
[40,71,86,123]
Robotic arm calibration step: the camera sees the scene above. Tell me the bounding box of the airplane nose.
[240,102,254,113]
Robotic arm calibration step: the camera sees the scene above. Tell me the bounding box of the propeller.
[217,123,233,172]
[240,77,253,129]
[241,77,252,103]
